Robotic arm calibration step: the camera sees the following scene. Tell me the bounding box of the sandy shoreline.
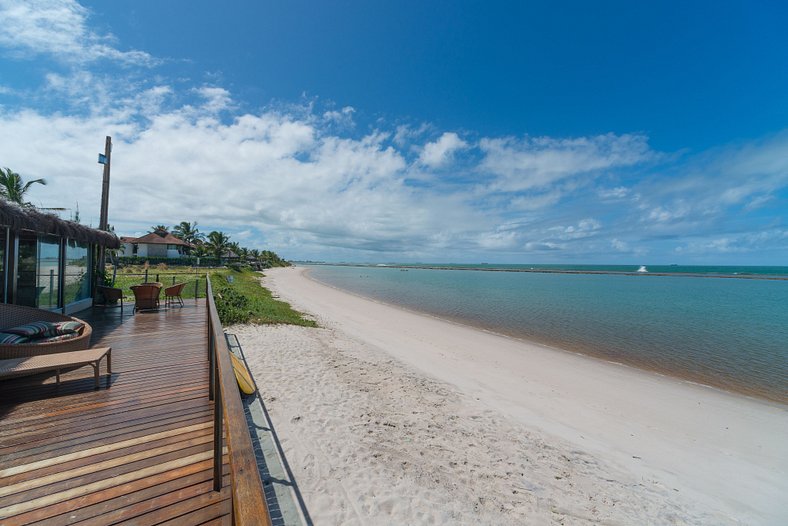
[236,266,787,525]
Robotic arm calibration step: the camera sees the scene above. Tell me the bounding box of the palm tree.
[191,243,209,257]
[173,221,204,245]
[150,225,169,235]
[0,167,47,206]
[206,231,231,259]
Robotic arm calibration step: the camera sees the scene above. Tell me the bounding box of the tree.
[173,221,204,245]
[150,225,169,235]
[191,243,209,257]
[0,167,47,207]
[206,231,231,259]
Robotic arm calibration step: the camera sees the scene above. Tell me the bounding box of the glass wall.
[64,239,91,305]
[5,231,95,310]
[14,233,62,309]
[0,228,6,303]
[37,235,61,310]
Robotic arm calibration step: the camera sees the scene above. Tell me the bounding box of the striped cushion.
[0,332,30,345]
[54,321,85,335]
[4,321,59,338]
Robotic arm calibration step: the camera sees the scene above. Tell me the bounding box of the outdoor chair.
[130,282,163,312]
[95,285,125,314]
[164,282,186,307]
[0,304,92,359]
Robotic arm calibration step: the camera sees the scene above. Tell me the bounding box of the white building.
[119,231,192,259]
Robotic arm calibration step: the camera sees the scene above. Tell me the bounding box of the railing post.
[144,268,148,282]
[213,355,223,492]
[208,277,214,401]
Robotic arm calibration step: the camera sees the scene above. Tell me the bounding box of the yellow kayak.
[230,352,256,395]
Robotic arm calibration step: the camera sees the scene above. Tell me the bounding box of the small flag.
[98,153,107,165]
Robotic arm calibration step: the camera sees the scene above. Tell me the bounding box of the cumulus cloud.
[0,0,156,66]
[419,132,468,168]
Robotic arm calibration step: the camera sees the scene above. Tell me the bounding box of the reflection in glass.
[37,235,60,309]
[16,233,39,307]
[0,228,5,302]
[65,240,90,304]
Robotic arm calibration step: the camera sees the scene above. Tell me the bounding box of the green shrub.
[213,282,253,324]
[209,269,316,327]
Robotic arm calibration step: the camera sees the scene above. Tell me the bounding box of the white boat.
[637,265,648,273]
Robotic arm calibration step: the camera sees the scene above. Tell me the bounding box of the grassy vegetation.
[109,265,207,300]
[210,268,317,327]
[106,264,314,327]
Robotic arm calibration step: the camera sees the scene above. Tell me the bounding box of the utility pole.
[97,136,112,288]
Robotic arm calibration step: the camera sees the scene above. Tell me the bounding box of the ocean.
[304,264,788,404]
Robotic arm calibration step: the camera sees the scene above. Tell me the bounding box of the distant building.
[120,231,192,259]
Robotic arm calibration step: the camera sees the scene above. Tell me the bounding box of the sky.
[0,0,786,264]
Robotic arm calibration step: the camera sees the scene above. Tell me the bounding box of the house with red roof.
[119,230,192,259]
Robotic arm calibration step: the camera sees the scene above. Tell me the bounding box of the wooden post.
[96,136,112,292]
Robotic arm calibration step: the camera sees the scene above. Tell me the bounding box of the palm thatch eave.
[0,199,120,248]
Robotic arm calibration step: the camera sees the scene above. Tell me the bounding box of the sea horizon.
[299,261,788,279]
[303,263,788,405]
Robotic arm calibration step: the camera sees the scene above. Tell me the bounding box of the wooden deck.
[0,302,233,525]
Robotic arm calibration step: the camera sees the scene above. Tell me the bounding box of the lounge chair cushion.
[3,320,85,340]
[4,321,59,338]
[0,332,30,344]
[54,321,85,335]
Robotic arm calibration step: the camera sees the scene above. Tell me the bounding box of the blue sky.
[0,0,786,264]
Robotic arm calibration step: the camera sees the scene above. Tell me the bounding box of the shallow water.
[305,264,788,404]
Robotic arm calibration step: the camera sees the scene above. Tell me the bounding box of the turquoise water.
[305,264,788,403]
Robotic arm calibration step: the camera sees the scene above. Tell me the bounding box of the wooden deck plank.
[0,302,235,525]
[11,460,228,526]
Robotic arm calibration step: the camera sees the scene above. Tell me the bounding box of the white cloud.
[419,132,468,168]
[676,230,788,255]
[1,3,786,263]
[598,186,629,199]
[323,106,355,128]
[393,123,430,147]
[0,0,156,66]
[509,190,562,211]
[547,218,601,241]
[195,87,232,113]
[611,238,628,251]
[479,133,653,192]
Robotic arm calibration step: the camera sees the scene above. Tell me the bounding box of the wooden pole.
[97,136,112,290]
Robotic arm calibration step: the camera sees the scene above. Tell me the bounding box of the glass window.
[15,233,61,309]
[37,235,61,310]
[65,239,91,304]
[16,232,39,307]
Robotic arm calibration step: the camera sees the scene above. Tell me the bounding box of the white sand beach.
[236,266,788,525]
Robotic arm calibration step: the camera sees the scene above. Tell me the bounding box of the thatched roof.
[0,199,120,248]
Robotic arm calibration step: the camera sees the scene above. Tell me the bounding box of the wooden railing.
[206,276,271,525]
